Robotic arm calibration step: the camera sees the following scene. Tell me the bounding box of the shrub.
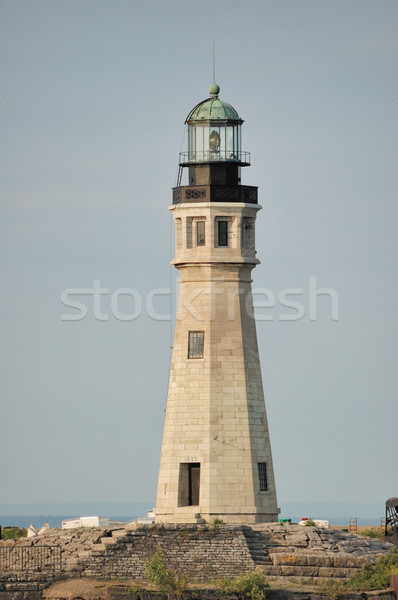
[318,547,398,595]
[214,570,269,600]
[304,519,316,527]
[359,528,383,540]
[128,584,146,595]
[145,548,186,596]
[348,546,398,590]
[318,578,347,600]
[1,527,27,540]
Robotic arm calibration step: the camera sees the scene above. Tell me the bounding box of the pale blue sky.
[0,0,397,513]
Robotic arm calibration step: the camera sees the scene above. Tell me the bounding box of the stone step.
[247,541,267,546]
[112,529,129,539]
[268,552,370,568]
[90,544,107,552]
[258,564,363,578]
[265,575,348,584]
[251,554,270,562]
[100,537,117,545]
[164,516,206,524]
[251,559,270,564]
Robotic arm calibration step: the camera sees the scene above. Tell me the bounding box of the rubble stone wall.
[87,525,255,581]
[0,523,395,596]
[0,572,58,600]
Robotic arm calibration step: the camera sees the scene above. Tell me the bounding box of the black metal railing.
[179,150,251,165]
[0,545,62,572]
[172,185,258,205]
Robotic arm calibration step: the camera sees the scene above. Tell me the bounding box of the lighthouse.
[153,83,279,524]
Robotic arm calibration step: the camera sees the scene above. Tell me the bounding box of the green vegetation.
[359,528,384,540]
[145,548,187,596]
[211,518,224,534]
[349,546,398,590]
[214,570,270,600]
[0,527,27,540]
[318,547,398,596]
[304,519,316,527]
[318,578,347,600]
[128,584,146,595]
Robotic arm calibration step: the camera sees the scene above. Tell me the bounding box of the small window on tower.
[258,463,268,491]
[188,331,204,359]
[197,221,205,246]
[218,221,228,247]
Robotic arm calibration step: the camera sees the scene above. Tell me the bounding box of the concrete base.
[154,506,280,525]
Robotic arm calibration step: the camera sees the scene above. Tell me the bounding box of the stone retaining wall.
[0,523,395,596]
[87,524,255,582]
[0,572,58,600]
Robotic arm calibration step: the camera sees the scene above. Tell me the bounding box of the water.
[0,515,381,529]
[0,515,139,529]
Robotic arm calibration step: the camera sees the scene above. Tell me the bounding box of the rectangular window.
[218,221,228,246]
[258,463,268,491]
[188,331,204,359]
[186,218,193,249]
[196,221,205,246]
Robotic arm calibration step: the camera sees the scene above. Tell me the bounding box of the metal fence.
[0,545,61,572]
[179,150,251,164]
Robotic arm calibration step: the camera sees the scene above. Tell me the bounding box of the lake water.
[0,515,139,529]
[0,515,381,529]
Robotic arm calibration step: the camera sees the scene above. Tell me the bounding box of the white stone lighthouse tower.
[153,83,279,524]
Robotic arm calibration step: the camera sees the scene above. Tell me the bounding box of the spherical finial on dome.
[209,82,220,98]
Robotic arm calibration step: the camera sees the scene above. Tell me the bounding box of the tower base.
[153,506,280,525]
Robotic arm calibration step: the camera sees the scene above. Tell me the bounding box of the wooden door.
[188,463,200,506]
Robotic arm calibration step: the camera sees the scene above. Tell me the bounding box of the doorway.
[178,462,200,506]
[188,463,200,506]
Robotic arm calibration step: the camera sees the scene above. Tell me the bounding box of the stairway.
[242,526,367,582]
[243,528,271,565]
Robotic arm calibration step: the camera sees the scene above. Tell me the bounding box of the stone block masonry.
[86,523,395,584]
[0,523,395,596]
[154,203,279,524]
[86,524,255,582]
[0,572,59,600]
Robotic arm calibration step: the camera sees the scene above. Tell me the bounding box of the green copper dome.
[185,83,243,123]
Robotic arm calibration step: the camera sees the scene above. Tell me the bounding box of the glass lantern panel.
[188,126,196,160]
[200,125,209,160]
[225,125,233,159]
[188,122,242,161]
[209,126,221,156]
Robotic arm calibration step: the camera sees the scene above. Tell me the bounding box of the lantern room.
[180,83,250,167]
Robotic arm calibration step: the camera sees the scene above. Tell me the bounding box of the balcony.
[179,150,251,167]
[172,185,258,205]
